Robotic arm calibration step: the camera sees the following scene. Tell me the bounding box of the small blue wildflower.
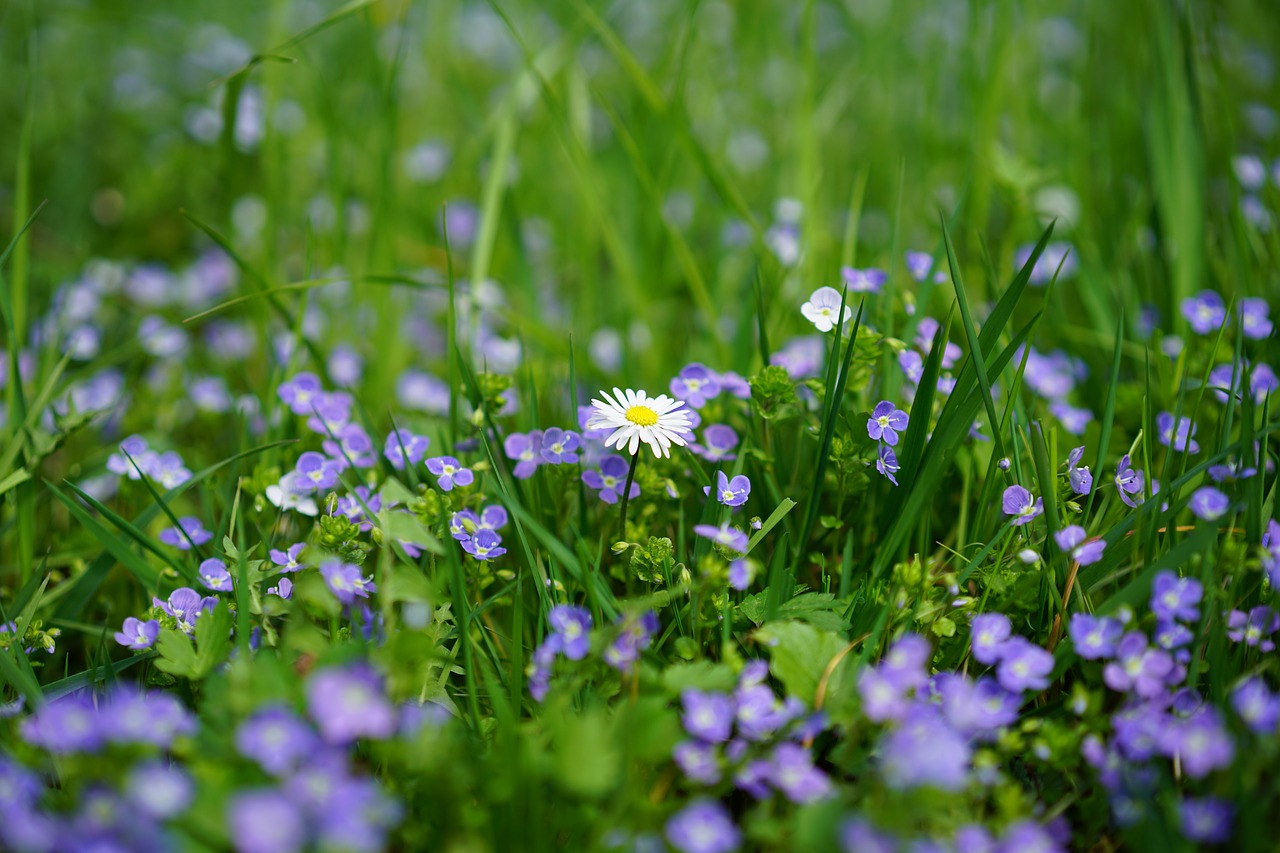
[582,455,639,504]
[875,445,900,486]
[199,558,233,591]
[1181,291,1227,335]
[704,471,750,507]
[293,452,340,494]
[1001,485,1043,525]
[539,427,580,464]
[548,605,592,660]
[504,430,543,479]
[670,363,721,408]
[840,266,887,294]
[693,522,749,554]
[461,530,506,561]
[384,429,429,470]
[1189,486,1229,522]
[114,617,159,650]
[867,401,908,446]
[425,456,473,491]
[158,516,213,550]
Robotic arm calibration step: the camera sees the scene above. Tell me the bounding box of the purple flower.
[1231,677,1280,734]
[867,401,909,446]
[674,740,722,785]
[1181,291,1227,335]
[1160,708,1234,778]
[336,486,382,531]
[970,613,1011,666]
[1049,401,1093,435]
[1226,606,1279,651]
[1181,796,1233,844]
[858,668,911,723]
[705,471,750,507]
[19,694,104,754]
[1240,297,1273,339]
[693,522,749,554]
[1015,241,1076,285]
[319,558,376,604]
[994,637,1053,693]
[449,509,479,541]
[504,431,543,479]
[268,577,293,600]
[1208,360,1279,404]
[936,675,1020,736]
[905,250,935,282]
[681,689,734,742]
[768,742,832,803]
[604,611,658,672]
[1156,412,1200,454]
[305,664,397,744]
[154,587,218,634]
[665,799,741,853]
[236,706,321,776]
[880,703,970,791]
[1104,632,1174,698]
[582,455,640,504]
[199,558,233,591]
[461,529,507,561]
[1069,613,1123,660]
[228,790,307,853]
[875,445,900,486]
[124,761,194,820]
[728,559,751,590]
[101,688,196,747]
[322,423,376,469]
[277,372,324,415]
[996,821,1065,853]
[841,266,887,294]
[717,371,751,399]
[1054,526,1105,565]
[158,516,213,550]
[1066,446,1092,495]
[671,363,721,409]
[882,634,932,691]
[305,390,353,436]
[733,684,787,740]
[114,616,160,650]
[384,428,430,470]
[397,370,450,415]
[695,424,740,463]
[1114,454,1146,507]
[539,428,580,464]
[1188,486,1229,521]
[293,451,340,494]
[548,605,592,660]
[269,543,306,572]
[1001,485,1043,525]
[1151,571,1202,622]
[426,456,473,491]
[841,818,898,853]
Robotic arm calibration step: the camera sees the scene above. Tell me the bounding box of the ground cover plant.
[2,0,1280,850]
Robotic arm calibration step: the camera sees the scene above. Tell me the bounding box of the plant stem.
[618,452,640,542]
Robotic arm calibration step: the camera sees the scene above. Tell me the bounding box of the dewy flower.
[461,530,507,562]
[158,516,213,550]
[582,454,641,504]
[705,471,750,507]
[1066,445,1092,495]
[1188,486,1229,522]
[425,456,473,491]
[1156,412,1200,454]
[539,427,580,464]
[800,286,852,332]
[548,605,592,660]
[665,799,741,853]
[671,363,721,409]
[1180,291,1227,335]
[840,266,887,294]
[1240,297,1273,339]
[1054,526,1105,565]
[693,522,749,554]
[875,445,900,486]
[199,558,233,591]
[1001,485,1043,526]
[504,430,543,479]
[319,558,376,605]
[586,387,694,458]
[867,401,908,446]
[114,616,160,650]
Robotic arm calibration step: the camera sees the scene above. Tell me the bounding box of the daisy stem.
[618,452,640,541]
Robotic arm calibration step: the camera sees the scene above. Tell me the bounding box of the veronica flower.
[1181,291,1227,334]
[498,431,541,480]
[841,266,887,294]
[671,363,721,408]
[336,486,381,532]
[728,559,752,590]
[1231,677,1280,734]
[1001,485,1043,525]
[875,445,900,486]
[586,387,694,458]
[1240,297,1273,339]
[305,391,353,436]
[384,429,429,470]
[229,790,307,853]
[268,577,293,599]
[150,452,193,489]
[681,689,734,742]
[306,664,397,744]
[266,472,319,516]
[1156,412,1200,454]
[1069,613,1123,660]
[1103,632,1174,698]
[396,370,450,415]
[970,613,1011,665]
[114,616,160,650]
[995,637,1054,692]
[1160,708,1235,778]
[693,522,749,554]
[269,543,306,572]
[665,800,741,853]
[199,558,233,591]
[1189,486,1229,521]
[548,605,592,660]
[461,530,506,561]
[1180,797,1233,844]
[582,455,640,504]
[426,456,473,491]
[867,401,908,446]
[771,335,824,379]
[694,424,740,463]
[158,516,213,550]
[800,286,851,332]
[1226,606,1279,651]
[236,706,321,776]
[674,740,722,785]
[1114,455,1146,508]
[107,435,153,479]
[154,588,218,634]
[717,370,751,399]
[1066,445,1092,495]
[1054,526,1105,565]
[705,471,750,507]
[1208,360,1279,404]
[322,423,376,469]
[19,694,104,754]
[1049,401,1093,435]
[768,742,832,803]
[880,703,970,791]
[125,761,194,821]
[292,452,340,494]
[319,559,376,605]
[915,318,963,368]
[1151,571,1202,622]
[937,675,1020,737]
[604,611,658,672]
[539,428,580,464]
[277,372,323,416]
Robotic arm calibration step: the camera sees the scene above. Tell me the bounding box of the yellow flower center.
[625,405,659,426]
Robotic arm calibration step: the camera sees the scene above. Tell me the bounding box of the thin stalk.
[618,453,640,542]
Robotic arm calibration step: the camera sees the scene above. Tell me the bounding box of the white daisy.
[586,387,694,458]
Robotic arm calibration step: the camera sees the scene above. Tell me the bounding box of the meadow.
[2,0,1280,850]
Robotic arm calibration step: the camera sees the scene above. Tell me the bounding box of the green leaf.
[549,706,620,797]
[153,629,199,679]
[755,621,851,704]
[381,511,444,555]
